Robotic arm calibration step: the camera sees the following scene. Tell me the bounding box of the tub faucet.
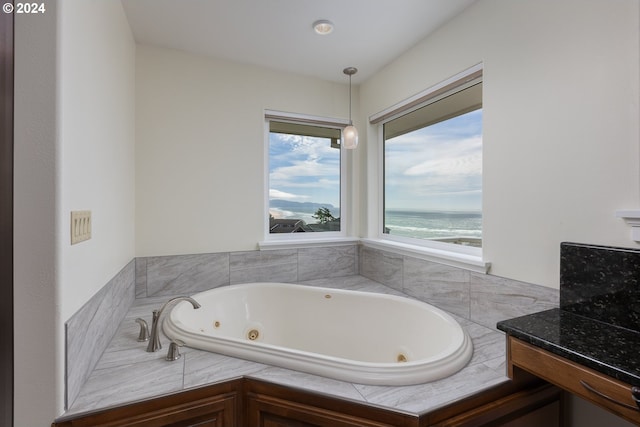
[146,296,201,353]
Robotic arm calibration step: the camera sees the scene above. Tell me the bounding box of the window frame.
[372,64,484,259]
[262,110,351,246]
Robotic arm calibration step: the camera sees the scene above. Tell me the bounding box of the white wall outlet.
[71,210,92,245]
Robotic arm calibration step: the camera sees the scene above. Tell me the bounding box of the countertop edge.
[497,309,640,386]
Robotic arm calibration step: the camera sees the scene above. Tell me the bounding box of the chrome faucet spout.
[146,296,201,352]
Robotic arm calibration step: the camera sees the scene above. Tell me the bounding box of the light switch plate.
[71,210,91,245]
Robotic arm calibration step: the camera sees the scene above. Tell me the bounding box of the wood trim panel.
[424,372,541,425]
[507,336,640,425]
[52,380,243,427]
[53,374,561,427]
[0,3,14,426]
[430,384,560,427]
[247,393,400,427]
[244,379,420,427]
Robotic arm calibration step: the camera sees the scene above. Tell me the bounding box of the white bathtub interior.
[164,282,473,386]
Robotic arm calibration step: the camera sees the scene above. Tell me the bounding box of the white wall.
[135,46,354,256]
[361,2,639,425]
[58,0,135,323]
[360,0,640,288]
[14,0,136,424]
[14,3,59,424]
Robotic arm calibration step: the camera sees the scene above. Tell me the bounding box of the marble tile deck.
[63,275,510,418]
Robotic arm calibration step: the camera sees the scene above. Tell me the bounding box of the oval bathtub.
[163,282,473,386]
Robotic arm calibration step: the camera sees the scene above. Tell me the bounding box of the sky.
[385,109,482,212]
[268,108,482,214]
[269,132,341,208]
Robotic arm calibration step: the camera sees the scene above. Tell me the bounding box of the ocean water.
[270,206,482,243]
[384,210,482,241]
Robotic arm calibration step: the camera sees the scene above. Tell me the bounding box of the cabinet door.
[246,393,401,427]
[53,386,240,427]
[429,382,561,427]
[130,394,235,427]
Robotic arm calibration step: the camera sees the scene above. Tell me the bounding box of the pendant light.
[343,67,358,149]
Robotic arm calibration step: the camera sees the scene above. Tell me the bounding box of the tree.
[312,207,335,224]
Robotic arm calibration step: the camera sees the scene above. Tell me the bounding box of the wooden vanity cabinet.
[51,379,243,427]
[506,335,640,425]
[244,379,418,427]
[428,381,560,427]
[53,376,561,427]
[245,378,560,427]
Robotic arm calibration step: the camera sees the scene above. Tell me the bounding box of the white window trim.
[361,238,490,274]
[262,110,350,246]
[369,63,483,125]
[259,237,360,251]
[371,64,487,271]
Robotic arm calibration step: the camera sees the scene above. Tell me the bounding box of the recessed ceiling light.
[313,20,334,35]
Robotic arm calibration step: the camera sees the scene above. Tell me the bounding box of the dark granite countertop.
[497,308,640,387]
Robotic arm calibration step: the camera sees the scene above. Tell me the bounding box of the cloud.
[270,159,339,181]
[269,133,341,205]
[383,111,483,211]
[403,137,482,177]
[269,189,310,201]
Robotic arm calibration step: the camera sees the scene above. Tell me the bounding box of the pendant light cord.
[349,73,353,125]
[343,67,357,126]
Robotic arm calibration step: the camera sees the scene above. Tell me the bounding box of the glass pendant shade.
[343,125,358,149]
[343,67,358,150]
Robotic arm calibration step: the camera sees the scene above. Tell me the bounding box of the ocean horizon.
[270,205,481,241]
[385,209,482,240]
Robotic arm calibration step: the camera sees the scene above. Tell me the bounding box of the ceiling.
[121,0,478,84]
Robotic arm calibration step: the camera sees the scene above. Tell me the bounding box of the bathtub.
[163,282,473,386]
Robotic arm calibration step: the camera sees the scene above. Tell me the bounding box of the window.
[265,111,347,239]
[378,68,483,250]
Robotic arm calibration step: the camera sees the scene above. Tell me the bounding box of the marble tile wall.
[67,245,358,408]
[230,249,298,283]
[298,245,359,281]
[143,253,230,297]
[134,244,556,330]
[65,260,136,409]
[135,245,359,297]
[359,246,559,330]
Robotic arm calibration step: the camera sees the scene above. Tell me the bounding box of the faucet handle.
[166,339,185,361]
[135,318,149,342]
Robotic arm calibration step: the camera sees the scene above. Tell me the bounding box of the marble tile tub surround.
[135,245,359,298]
[560,242,640,332]
[65,260,136,410]
[66,242,554,411]
[64,275,509,418]
[66,244,353,409]
[134,243,557,330]
[359,246,559,331]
